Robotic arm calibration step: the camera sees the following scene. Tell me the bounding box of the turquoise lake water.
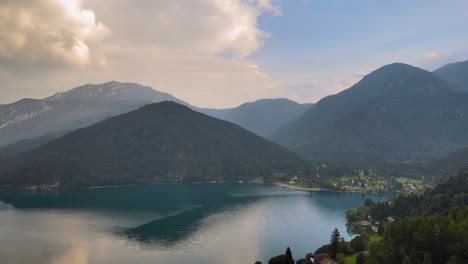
[0,183,390,264]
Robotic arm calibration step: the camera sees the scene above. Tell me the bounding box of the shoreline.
[273,182,326,191]
[1,181,393,194]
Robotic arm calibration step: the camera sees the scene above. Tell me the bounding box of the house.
[320,258,338,264]
[306,253,330,263]
[387,216,395,223]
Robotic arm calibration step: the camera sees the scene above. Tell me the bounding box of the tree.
[330,228,341,259]
[364,199,375,207]
[356,253,364,264]
[286,247,293,260]
[254,262,262,264]
[336,253,345,264]
[423,252,432,264]
[350,235,366,251]
[377,222,384,236]
[268,247,294,264]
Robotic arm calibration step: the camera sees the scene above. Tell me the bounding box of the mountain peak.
[346,62,445,96]
[367,63,429,79]
[0,101,306,188]
[273,62,468,162]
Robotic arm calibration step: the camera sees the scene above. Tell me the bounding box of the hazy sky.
[1,0,468,108]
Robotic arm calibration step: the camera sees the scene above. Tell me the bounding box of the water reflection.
[0,183,391,264]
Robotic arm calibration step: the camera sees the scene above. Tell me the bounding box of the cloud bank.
[0,0,110,68]
[0,0,282,107]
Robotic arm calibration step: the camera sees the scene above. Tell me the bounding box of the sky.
[1,0,468,108]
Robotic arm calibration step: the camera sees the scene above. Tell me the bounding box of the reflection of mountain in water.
[120,196,262,247]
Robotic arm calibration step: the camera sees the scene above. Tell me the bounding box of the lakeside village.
[275,164,426,194]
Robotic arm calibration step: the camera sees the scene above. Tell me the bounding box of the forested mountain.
[374,146,468,184]
[0,81,188,146]
[201,99,312,138]
[0,131,69,160]
[0,102,307,189]
[434,60,468,92]
[1,81,311,148]
[272,63,468,162]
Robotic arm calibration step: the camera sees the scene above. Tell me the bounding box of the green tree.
[286,247,293,260]
[355,253,364,264]
[330,228,341,259]
[377,222,384,236]
[423,252,432,264]
[336,253,345,264]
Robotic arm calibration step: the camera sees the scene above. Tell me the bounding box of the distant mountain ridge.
[201,99,313,138]
[272,63,468,162]
[0,82,310,147]
[0,81,188,146]
[0,101,307,189]
[434,60,468,92]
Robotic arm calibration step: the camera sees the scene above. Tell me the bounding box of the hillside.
[0,81,188,146]
[201,99,312,138]
[434,60,468,91]
[0,102,307,189]
[0,81,311,147]
[272,63,468,162]
[364,173,468,263]
[0,131,69,160]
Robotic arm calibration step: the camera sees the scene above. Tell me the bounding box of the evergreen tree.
[377,222,384,236]
[286,247,293,260]
[355,253,364,264]
[330,228,341,259]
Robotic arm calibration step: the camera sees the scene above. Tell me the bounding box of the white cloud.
[0,0,110,68]
[0,0,283,108]
[82,0,280,59]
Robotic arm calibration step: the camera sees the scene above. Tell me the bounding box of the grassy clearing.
[369,234,383,243]
[345,253,358,264]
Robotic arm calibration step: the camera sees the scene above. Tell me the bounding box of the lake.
[0,183,390,264]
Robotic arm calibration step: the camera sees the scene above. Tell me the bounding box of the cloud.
[82,0,280,59]
[0,0,110,69]
[0,0,283,108]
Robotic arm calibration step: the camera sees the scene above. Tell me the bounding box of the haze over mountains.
[272,63,468,162]
[0,82,312,147]
[0,102,306,189]
[0,82,186,146]
[1,60,468,189]
[202,99,313,138]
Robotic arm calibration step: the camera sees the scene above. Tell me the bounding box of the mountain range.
[202,99,312,139]
[0,102,306,189]
[5,61,466,164]
[0,82,311,147]
[272,63,468,162]
[0,82,186,146]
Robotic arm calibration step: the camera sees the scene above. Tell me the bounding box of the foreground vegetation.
[324,173,468,263]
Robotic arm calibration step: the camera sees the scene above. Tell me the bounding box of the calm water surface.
[0,183,390,264]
